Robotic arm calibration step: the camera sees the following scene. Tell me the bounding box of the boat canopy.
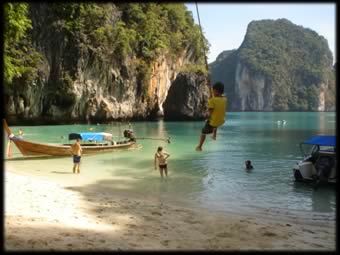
[68,132,113,142]
[302,135,336,147]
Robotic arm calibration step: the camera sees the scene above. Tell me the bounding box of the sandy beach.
[5,170,335,251]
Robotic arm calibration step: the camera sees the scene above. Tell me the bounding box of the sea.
[4,112,336,223]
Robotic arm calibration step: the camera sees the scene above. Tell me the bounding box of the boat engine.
[123,129,136,142]
[315,156,335,182]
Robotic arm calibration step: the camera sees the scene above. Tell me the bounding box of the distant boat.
[3,119,136,157]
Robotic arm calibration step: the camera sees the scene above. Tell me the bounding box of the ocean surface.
[4,112,336,222]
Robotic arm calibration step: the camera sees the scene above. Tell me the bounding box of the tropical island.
[4,3,336,252]
[4,2,209,124]
[209,18,335,112]
[4,4,336,125]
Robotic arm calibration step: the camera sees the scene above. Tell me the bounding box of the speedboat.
[293,135,336,184]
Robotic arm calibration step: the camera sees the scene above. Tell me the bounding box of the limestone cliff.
[4,3,208,124]
[163,73,209,120]
[233,62,274,111]
[210,19,335,111]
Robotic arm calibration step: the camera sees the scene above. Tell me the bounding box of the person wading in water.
[154,146,170,178]
[71,138,82,174]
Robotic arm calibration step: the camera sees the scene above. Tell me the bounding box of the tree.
[4,3,32,85]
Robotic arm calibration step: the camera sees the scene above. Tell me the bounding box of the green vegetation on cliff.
[240,19,334,111]
[210,19,335,111]
[4,3,41,85]
[116,3,208,96]
[4,3,208,93]
[119,3,207,62]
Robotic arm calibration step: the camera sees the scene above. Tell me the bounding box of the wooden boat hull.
[3,119,136,157]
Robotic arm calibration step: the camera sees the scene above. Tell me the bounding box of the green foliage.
[118,3,207,63]
[135,59,152,99]
[41,3,206,88]
[211,19,335,111]
[272,84,289,111]
[307,84,320,110]
[15,38,43,85]
[55,71,77,109]
[116,3,207,89]
[4,3,33,84]
[4,3,32,45]
[4,2,208,108]
[112,22,137,62]
[324,69,336,111]
[179,64,208,75]
[239,19,334,111]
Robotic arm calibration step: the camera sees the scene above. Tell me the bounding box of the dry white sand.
[5,170,335,251]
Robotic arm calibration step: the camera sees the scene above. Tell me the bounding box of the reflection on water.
[4,112,336,219]
[311,186,336,213]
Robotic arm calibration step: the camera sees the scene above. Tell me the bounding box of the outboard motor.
[315,156,335,182]
[123,129,136,142]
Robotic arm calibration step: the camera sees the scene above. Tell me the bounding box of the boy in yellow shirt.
[196,82,227,151]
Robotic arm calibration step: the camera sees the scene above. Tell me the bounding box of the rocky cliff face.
[163,73,209,120]
[5,54,195,123]
[210,19,335,112]
[4,3,208,124]
[233,62,274,111]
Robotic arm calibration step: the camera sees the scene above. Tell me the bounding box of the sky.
[185,3,336,64]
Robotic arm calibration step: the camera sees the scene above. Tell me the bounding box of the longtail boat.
[3,119,136,157]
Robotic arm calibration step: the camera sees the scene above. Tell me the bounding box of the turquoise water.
[4,112,336,221]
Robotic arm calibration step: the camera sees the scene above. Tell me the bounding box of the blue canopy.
[68,132,112,142]
[302,135,336,147]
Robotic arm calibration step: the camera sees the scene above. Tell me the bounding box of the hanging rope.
[195,2,213,96]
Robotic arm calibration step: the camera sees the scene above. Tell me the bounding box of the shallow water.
[4,112,336,222]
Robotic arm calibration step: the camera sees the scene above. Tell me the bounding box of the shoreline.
[5,169,336,251]
[5,111,336,126]
[5,160,335,228]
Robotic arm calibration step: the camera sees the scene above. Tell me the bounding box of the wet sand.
[5,170,335,251]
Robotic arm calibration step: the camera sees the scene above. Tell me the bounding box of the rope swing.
[195,2,213,96]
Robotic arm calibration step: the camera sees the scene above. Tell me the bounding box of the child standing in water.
[154,146,170,178]
[71,138,82,174]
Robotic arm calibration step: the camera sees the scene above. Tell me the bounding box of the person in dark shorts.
[154,146,170,178]
[201,121,215,136]
[196,82,227,151]
[71,138,82,174]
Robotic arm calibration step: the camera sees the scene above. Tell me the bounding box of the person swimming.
[244,160,254,170]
